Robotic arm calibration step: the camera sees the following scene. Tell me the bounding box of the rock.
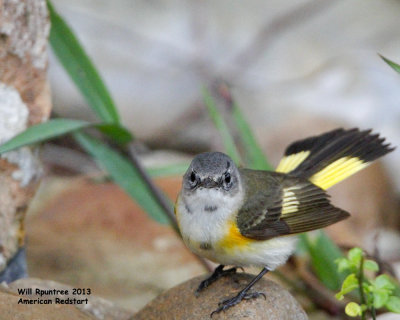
[134,273,308,320]
[376,314,400,320]
[0,248,27,283]
[25,176,204,311]
[6,277,132,320]
[0,285,94,320]
[0,0,51,279]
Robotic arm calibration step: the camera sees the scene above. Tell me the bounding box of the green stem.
[371,306,376,320]
[358,255,367,320]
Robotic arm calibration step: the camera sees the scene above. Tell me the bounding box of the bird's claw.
[196,266,239,295]
[210,291,265,317]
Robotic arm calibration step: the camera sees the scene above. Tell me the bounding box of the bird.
[174,128,394,316]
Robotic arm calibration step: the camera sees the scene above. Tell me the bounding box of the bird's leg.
[196,264,239,295]
[210,267,269,317]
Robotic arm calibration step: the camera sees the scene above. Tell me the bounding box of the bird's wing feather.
[237,169,349,240]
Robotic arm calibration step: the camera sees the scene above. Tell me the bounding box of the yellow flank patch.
[310,156,368,190]
[276,151,310,173]
[281,188,300,216]
[217,220,252,251]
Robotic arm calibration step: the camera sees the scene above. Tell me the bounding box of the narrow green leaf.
[202,87,242,164]
[303,231,347,291]
[380,55,400,74]
[231,102,273,170]
[0,119,89,153]
[345,302,362,317]
[96,123,133,145]
[48,1,120,123]
[386,296,400,313]
[147,163,189,178]
[74,132,169,224]
[0,119,133,154]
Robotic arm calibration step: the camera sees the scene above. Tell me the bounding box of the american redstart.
[175,128,394,315]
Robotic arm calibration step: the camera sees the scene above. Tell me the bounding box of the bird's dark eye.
[224,172,231,184]
[190,172,196,183]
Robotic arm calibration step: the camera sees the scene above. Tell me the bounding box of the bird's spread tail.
[276,128,394,189]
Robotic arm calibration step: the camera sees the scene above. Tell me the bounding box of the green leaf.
[147,163,189,178]
[364,259,379,272]
[336,257,351,273]
[373,289,390,309]
[0,119,133,154]
[231,102,272,170]
[96,123,133,145]
[202,87,242,164]
[386,296,400,313]
[336,273,359,300]
[303,231,347,291]
[348,247,363,265]
[375,275,396,291]
[380,55,400,74]
[74,132,169,224]
[0,119,89,153]
[48,1,120,123]
[345,302,362,317]
[341,274,359,294]
[390,277,400,297]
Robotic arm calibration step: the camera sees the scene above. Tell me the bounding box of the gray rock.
[0,248,27,284]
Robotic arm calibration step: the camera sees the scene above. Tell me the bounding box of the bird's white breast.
[176,188,297,269]
[177,188,242,248]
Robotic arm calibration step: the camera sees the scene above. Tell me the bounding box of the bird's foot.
[196,265,241,295]
[210,291,265,317]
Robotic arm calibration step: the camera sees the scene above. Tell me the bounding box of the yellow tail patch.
[276,151,310,173]
[310,156,368,190]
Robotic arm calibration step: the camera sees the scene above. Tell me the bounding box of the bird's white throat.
[178,187,244,245]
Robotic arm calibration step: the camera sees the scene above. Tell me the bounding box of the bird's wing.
[236,170,349,240]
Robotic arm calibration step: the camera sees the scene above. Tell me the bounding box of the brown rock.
[0,286,94,320]
[134,273,308,320]
[7,277,132,320]
[26,176,203,311]
[0,0,51,275]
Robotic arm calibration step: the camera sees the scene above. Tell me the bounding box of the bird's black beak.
[201,177,219,188]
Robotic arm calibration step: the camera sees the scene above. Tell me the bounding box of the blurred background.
[24,0,400,318]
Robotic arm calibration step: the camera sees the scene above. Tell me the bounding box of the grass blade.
[202,87,242,164]
[231,102,273,170]
[0,119,89,153]
[147,163,189,177]
[0,119,133,154]
[74,132,169,224]
[96,123,133,145]
[300,232,347,291]
[380,55,400,74]
[48,1,120,123]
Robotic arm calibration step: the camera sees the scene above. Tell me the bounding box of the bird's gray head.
[182,152,241,196]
